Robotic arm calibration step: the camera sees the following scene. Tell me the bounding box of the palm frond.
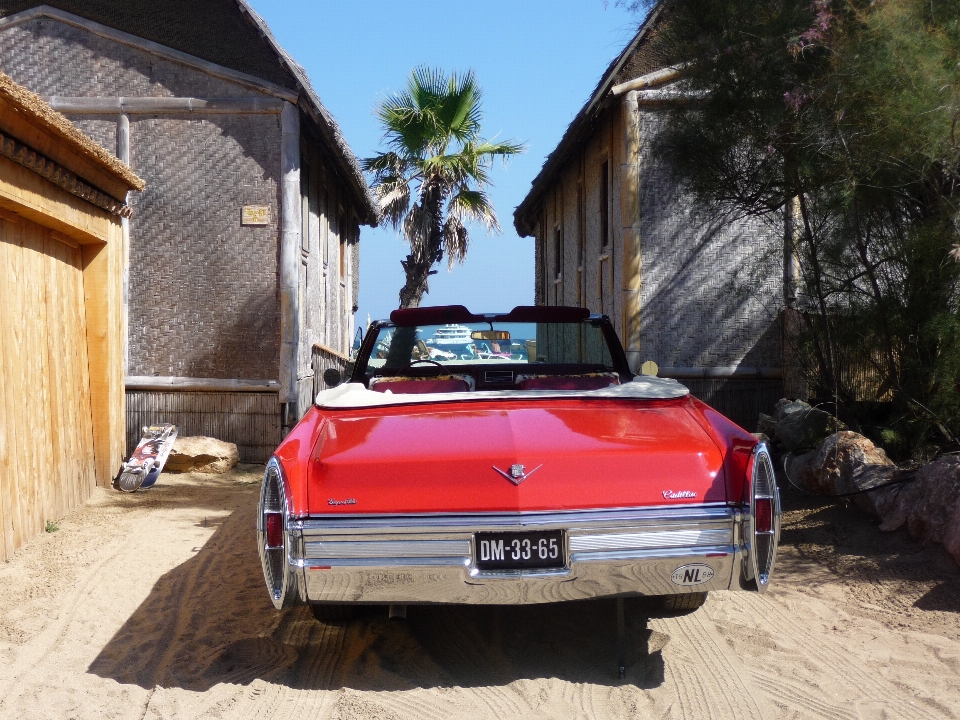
[376,179,412,228]
[442,214,469,268]
[447,189,501,233]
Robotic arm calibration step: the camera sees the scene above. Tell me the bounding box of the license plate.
[474,530,565,570]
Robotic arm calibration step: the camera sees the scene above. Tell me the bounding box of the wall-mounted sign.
[241,205,271,226]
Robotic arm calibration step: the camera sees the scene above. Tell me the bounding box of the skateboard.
[115,424,178,493]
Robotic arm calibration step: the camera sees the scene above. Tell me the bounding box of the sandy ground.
[1,468,958,720]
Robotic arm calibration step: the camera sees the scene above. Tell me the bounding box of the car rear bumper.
[279,505,758,605]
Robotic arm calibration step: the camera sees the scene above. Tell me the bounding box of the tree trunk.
[398,176,447,309]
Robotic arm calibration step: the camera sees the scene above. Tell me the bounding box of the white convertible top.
[314,376,689,409]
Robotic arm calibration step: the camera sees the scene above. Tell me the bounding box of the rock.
[878,456,960,546]
[944,498,960,567]
[752,432,772,445]
[775,398,809,421]
[166,436,239,474]
[756,413,778,438]
[776,405,846,451]
[784,431,895,499]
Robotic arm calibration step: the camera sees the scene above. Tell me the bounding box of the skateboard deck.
[115,424,178,493]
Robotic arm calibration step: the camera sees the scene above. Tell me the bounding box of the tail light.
[743,443,780,591]
[265,512,284,548]
[258,458,301,608]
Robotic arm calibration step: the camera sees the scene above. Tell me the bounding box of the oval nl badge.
[671,563,715,586]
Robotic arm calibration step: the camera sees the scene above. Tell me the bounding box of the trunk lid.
[308,398,726,514]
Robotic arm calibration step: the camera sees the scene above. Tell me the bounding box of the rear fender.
[685,397,757,503]
[274,405,325,517]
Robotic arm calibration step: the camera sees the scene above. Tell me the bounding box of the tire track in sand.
[657,608,766,720]
[0,532,129,708]
[734,592,943,720]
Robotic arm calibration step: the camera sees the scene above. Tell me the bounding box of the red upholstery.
[517,375,619,391]
[371,378,471,394]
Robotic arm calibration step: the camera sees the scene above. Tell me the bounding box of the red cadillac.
[258,305,781,627]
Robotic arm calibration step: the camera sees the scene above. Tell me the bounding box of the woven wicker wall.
[126,113,281,379]
[637,109,782,370]
[537,106,781,371]
[126,391,281,463]
[0,17,266,98]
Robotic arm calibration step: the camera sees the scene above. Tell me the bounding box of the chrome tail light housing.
[743,443,781,591]
[257,457,302,609]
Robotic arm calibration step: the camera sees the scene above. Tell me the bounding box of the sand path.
[0,469,957,719]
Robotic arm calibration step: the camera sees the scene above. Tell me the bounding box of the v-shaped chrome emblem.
[492,463,543,486]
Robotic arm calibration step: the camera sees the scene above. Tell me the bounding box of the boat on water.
[424,324,473,345]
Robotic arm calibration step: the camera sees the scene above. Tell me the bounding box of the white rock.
[166,436,239,474]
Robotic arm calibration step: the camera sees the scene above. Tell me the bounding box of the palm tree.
[364,67,524,308]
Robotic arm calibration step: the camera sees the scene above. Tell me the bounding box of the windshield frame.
[351,311,631,382]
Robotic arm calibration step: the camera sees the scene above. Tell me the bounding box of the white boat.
[424,324,473,345]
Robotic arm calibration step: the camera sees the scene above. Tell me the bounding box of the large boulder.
[775,400,846,451]
[756,413,778,438]
[166,436,239,474]
[784,431,895,498]
[944,500,960,567]
[878,456,960,547]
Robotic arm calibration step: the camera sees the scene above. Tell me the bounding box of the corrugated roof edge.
[236,1,381,227]
[0,70,144,192]
[513,5,664,238]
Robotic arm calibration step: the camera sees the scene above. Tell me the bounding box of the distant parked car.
[258,305,781,622]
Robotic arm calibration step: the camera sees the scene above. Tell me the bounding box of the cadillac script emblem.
[493,463,542,486]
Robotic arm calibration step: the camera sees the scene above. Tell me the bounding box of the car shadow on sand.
[87,482,665,693]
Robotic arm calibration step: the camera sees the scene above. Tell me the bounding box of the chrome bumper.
[282,505,755,605]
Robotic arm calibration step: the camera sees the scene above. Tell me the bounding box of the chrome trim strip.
[305,539,471,559]
[298,504,733,535]
[569,528,731,552]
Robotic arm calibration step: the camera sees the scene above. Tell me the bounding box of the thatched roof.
[0,1,380,225]
[513,7,670,237]
[0,69,143,197]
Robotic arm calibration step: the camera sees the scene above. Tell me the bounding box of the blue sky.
[247,0,642,328]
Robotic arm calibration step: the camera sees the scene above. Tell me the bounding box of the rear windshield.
[362,321,616,375]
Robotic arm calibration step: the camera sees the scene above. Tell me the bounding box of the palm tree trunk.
[398,178,446,308]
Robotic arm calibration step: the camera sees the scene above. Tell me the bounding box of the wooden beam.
[611,66,686,96]
[278,102,301,407]
[0,155,112,244]
[0,97,132,203]
[125,376,281,392]
[81,225,125,486]
[46,97,286,115]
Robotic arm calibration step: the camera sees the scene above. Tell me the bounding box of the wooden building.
[0,71,143,561]
[0,1,380,461]
[513,9,785,429]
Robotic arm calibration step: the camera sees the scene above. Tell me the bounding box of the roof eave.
[513,5,664,238]
[235,1,380,227]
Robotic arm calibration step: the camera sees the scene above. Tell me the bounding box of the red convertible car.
[258,305,781,626]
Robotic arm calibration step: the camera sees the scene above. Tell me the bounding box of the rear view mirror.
[322,368,342,388]
[471,330,511,341]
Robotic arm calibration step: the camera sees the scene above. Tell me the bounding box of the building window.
[300,158,310,253]
[600,159,610,249]
[577,181,585,307]
[554,225,562,280]
[339,208,347,279]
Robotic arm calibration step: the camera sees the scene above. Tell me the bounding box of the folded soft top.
[314,376,689,409]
